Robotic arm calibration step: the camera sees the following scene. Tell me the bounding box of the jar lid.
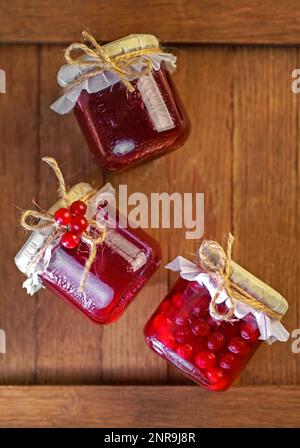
[230,261,288,317]
[103,34,160,58]
[15,182,92,277]
[201,243,288,317]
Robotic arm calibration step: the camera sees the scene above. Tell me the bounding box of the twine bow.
[198,234,282,321]
[20,157,106,292]
[64,31,161,93]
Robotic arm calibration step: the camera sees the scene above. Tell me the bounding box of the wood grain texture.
[1,1,300,44]
[167,46,234,383]
[0,385,298,427]
[37,45,105,384]
[233,47,299,385]
[102,111,170,384]
[0,45,39,384]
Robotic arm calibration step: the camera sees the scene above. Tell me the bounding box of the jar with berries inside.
[144,236,289,391]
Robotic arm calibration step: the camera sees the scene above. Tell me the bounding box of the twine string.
[21,209,55,231]
[64,30,160,93]
[198,234,282,321]
[79,219,106,292]
[42,157,70,206]
[20,157,106,292]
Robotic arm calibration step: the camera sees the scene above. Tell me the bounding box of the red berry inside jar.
[177,344,193,361]
[219,353,239,371]
[240,321,260,342]
[194,351,216,369]
[207,331,225,352]
[227,337,249,357]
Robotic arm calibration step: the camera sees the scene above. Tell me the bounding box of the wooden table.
[0,1,299,427]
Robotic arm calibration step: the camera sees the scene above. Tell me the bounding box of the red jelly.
[15,183,161,324]
[144,274,288,391]
[53,34,190,172]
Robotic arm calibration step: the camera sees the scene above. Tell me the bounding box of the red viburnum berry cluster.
[54,200,88,249]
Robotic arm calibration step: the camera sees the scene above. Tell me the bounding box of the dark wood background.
[0,0,299,427]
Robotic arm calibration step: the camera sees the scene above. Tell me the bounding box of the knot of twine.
[20,157,106,292]
[64,31,161,93]
[198,233,282,321]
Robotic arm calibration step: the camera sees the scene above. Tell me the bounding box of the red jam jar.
[15,183,161,324]
[144,252,288,391]
[51,34,190,172]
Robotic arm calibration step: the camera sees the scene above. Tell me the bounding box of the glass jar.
[144,260,288,391]
[15,183,161,324]
[52,34,190,172]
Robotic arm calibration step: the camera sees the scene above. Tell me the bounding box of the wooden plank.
[1,1,300,44]
[37,45,105,384]
[0,45,39,383]
[167,46,234,383]
[0,385,298,427]
[233,46,298,385]
[102,111,170,382]
[98,187,168,384]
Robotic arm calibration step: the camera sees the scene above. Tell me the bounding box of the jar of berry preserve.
[15,161,161,324]
[51,32,190,172]
[144,236,289,391]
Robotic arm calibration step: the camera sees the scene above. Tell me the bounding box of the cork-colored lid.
[47,182,93,214]
[103,34,160,58]
[202,243,288,317]
[230,261,288,317]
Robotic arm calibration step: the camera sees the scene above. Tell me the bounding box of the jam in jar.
[144,251,288,391]
[15,183,161,324]
[51,34,190,172]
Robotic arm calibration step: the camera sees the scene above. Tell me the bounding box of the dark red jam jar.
[144,253,288,391]
[51,34,190,172]
[15,183,161,324]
